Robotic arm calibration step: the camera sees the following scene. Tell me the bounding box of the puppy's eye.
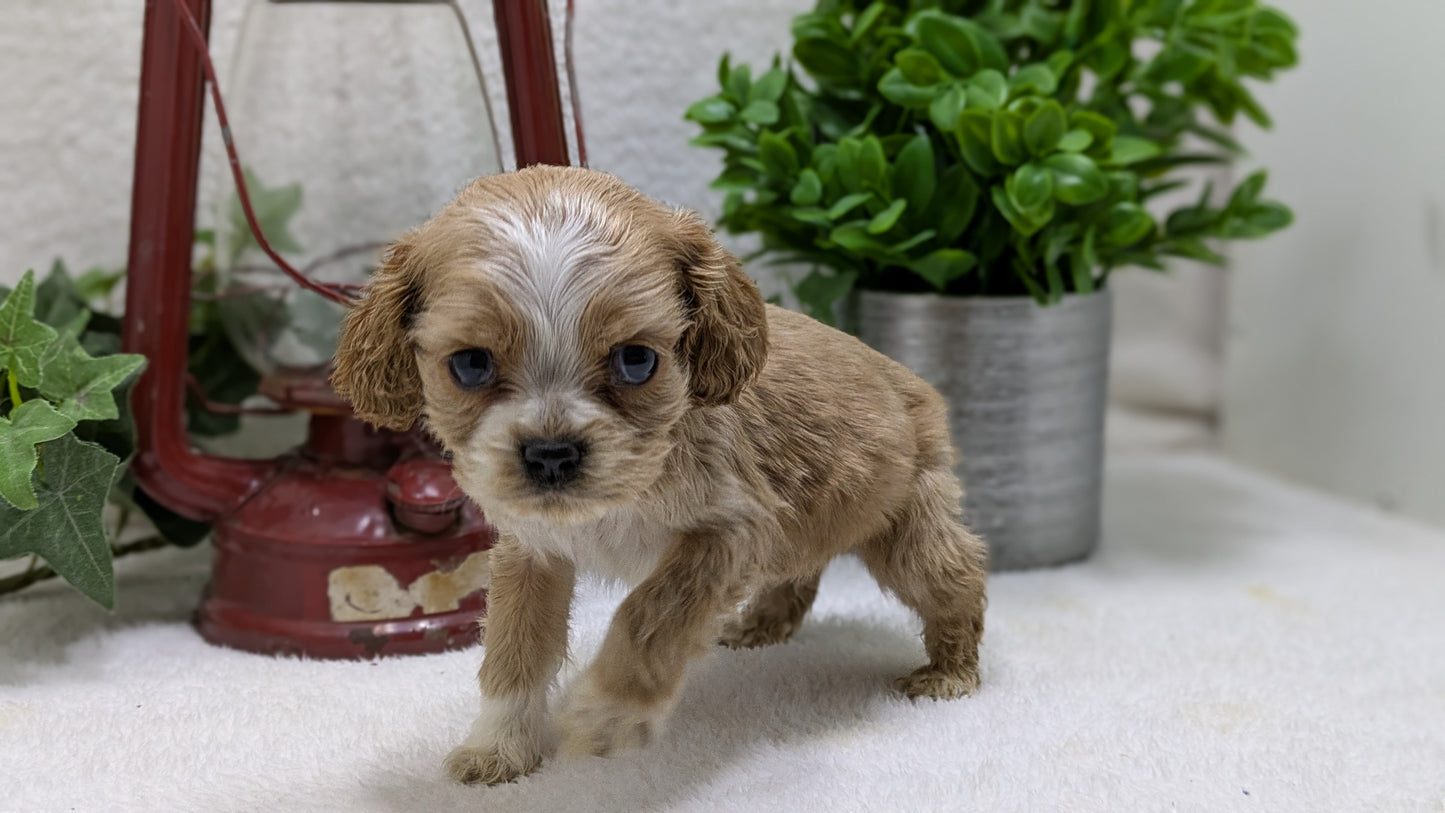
[611,345,657,385]
[448,348,495,389]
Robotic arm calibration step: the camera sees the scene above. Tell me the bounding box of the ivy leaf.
[0,433,120,609]
[228,168,304,264]
[36,259,90,329]
[0,400,78,511]
[0,270,59,388]
[37,329,147,423]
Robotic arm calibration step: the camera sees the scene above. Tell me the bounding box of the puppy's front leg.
[559,528,741,757]
[445,535,575,784]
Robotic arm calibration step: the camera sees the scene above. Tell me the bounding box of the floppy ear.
[331,237,426,430]
[670,209,769,406]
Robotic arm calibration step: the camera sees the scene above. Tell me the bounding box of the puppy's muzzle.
[521,438,585,488]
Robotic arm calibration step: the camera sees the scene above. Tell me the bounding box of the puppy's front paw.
[557,676,665,758]
[443,742,539,785]
[895,663,980,700]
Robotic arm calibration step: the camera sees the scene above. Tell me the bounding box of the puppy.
[332,165,988,785]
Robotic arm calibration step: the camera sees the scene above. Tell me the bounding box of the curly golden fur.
[332,166,988,786]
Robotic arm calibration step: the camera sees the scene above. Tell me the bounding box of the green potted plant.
[686,0,1298,568]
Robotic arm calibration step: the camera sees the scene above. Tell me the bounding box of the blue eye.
[448,348,494,389]
[611,345,657,385]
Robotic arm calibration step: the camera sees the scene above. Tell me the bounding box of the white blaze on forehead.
[481,193,618,383]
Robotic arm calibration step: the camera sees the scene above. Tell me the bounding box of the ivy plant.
[685,0,1299,321]
[0,269,146,608]
[0,170,309,606]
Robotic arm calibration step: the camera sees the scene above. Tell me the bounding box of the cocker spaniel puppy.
[332,165,987,785]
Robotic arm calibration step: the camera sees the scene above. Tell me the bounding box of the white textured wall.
[1223,0,1445,526]
[1,0,1218,451]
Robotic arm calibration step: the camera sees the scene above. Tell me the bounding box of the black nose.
[520,439,584,487]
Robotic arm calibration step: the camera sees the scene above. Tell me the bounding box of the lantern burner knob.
[387,459,468,534]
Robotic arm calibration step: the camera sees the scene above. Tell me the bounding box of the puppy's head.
[332,166,768,525]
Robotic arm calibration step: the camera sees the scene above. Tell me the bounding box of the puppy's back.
[727,305,956,551]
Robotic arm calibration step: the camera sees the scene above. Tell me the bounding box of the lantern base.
[194,414,496,660]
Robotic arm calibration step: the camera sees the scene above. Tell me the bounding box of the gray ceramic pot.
[851,289,1112,570]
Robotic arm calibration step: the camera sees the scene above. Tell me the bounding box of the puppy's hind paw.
[895,664,979,700]
[717,615,799,649]
[557,677,663,758]
[443,743,539,785]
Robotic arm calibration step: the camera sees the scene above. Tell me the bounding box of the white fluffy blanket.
[2,454,1442,812]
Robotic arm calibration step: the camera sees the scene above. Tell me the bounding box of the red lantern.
[121,0,576,658]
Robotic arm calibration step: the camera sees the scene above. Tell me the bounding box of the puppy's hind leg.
[859,467,988,700]
[718,570,823,649]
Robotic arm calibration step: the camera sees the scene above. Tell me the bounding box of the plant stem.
[0,537,169,598]
[6,368,21,415]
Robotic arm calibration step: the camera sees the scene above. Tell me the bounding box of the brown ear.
[331,237,426,430]
[671,209,768,406]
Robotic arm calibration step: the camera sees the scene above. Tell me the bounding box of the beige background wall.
[1223,0,1445,526]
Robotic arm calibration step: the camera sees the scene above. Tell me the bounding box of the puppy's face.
[332,167,768,526]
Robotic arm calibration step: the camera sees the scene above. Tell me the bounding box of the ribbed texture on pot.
[853,290,1112,570]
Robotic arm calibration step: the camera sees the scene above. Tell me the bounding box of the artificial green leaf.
[1056,129,1093,152]
[790,169,824,206]
[750,68,787,104]
[835,137,864,192]
[829,221,887,251]
[1069,111,1117,145]
[991,186,1047,237]
[868,199,908,234]
[1024,100,1066,156]
[711,166,761,191]
[966,70,1008,109]
[1087,42,1129,80]
[1007,164,1055,217]
[857,136,888,195]
[896,48,945,86]
[727,62,752,105]
[684,96,739,124]
[1229,170,1270,209]
[890,229,937,253]
[990,110,1027,166]
[0,270,59,389]
[1009,63,1057,95]
[793,269,858,325]
[758,130,800,180]
[790,207,833,227]
[891,134,936,212]
[36,330,147,423]
[690,129,757,153]
[228,168,303,264]
[1109,136,1163,165]
[928,84,967,131]
[849,1,886,43]
[0,433,119,609]
[923,163,980,244]
[1042,153,1110,204]
[878,68,943,108]
[908,11,1008,76]
[826,192,874,220]
[0,400,77,511]
[908,248,977,290]
[794,37,859,83]
[955,110,999,176]
[1102,202,1156,246]
[739,100,781,125]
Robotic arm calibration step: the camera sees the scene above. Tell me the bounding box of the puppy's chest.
[511,512,671,585]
